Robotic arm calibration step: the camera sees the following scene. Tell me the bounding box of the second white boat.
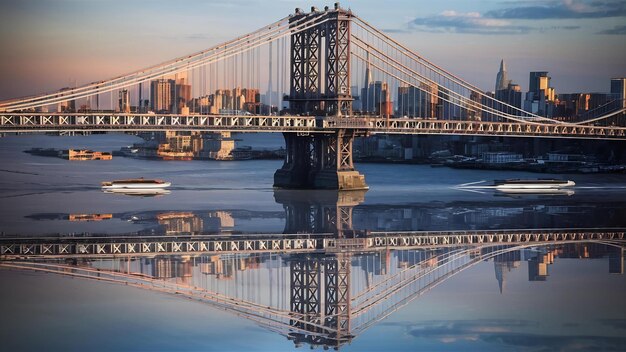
[101,178,171,190]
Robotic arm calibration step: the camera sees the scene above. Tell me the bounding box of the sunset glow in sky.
[0,0,624,100]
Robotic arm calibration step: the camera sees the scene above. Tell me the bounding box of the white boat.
[494,179,575,190]
[101,178,171,190]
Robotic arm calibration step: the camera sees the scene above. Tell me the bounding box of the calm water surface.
[0,134,624,351]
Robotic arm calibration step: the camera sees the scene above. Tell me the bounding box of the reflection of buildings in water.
[528,249,557,281]
[199,255,262,280]
[141,255,264,283]
[484,244,623,291]
[155,211,234,235]
[23,197,626,237]
[68,213,113,222]
[142,256,193,284]
[352,201,626,232]
[356,251,390,279]
[157,212,203,234]
[609,248,624,274]
[4,238,624,351]
[560,243,624,274]
[490,249,521,293]
[209,211,235,229]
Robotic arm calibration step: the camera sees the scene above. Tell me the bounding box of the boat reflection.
[20,188,626,237]
[102,188,171,197]
[496,188,575,196]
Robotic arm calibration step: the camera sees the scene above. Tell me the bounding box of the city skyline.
[0,0,625,101]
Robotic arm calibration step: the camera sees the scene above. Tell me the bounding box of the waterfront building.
[202,132,235,160]
[66,149,112,160]
[481,152,523,164]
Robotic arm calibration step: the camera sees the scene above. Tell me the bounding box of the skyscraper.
[524,71,556,117]
[611,78,626,108]
[150,79,175,113]
[361,52,373,113]
[118,89,130,113]
[495,83,522,111]
[174,78,191,114]
[495,59,510,92]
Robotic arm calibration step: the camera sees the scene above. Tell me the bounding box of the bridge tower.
[274,3,368,190]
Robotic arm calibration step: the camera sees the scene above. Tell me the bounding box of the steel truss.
[289,254,352,348]
[1,229,624,259]
[287,6,353,116]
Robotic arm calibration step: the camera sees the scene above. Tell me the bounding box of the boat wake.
[453,179,576,196]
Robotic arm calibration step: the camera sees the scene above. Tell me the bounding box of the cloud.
[486,0,626,20]
[597,25,626,35]
[403,1,615,35]
[385,320,626,351]
[409,11,533,35]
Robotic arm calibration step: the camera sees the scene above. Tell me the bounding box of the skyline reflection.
[1,239,623,350]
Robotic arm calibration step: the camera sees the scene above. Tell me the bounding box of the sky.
[0,0,625,100]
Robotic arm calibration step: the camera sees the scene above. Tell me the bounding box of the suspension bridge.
[1,3,625,190]
[1,228,624,349]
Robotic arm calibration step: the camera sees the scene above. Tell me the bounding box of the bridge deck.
[1,113,625,139]
[2,228,624,259]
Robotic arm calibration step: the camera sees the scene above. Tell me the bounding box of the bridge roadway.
[1,228,624,259]
[1,113,626,139]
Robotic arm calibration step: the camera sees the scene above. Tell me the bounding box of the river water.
[0,133,625,351]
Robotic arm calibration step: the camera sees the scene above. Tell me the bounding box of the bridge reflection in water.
[2,189,626,350]
[1,227,624,349]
